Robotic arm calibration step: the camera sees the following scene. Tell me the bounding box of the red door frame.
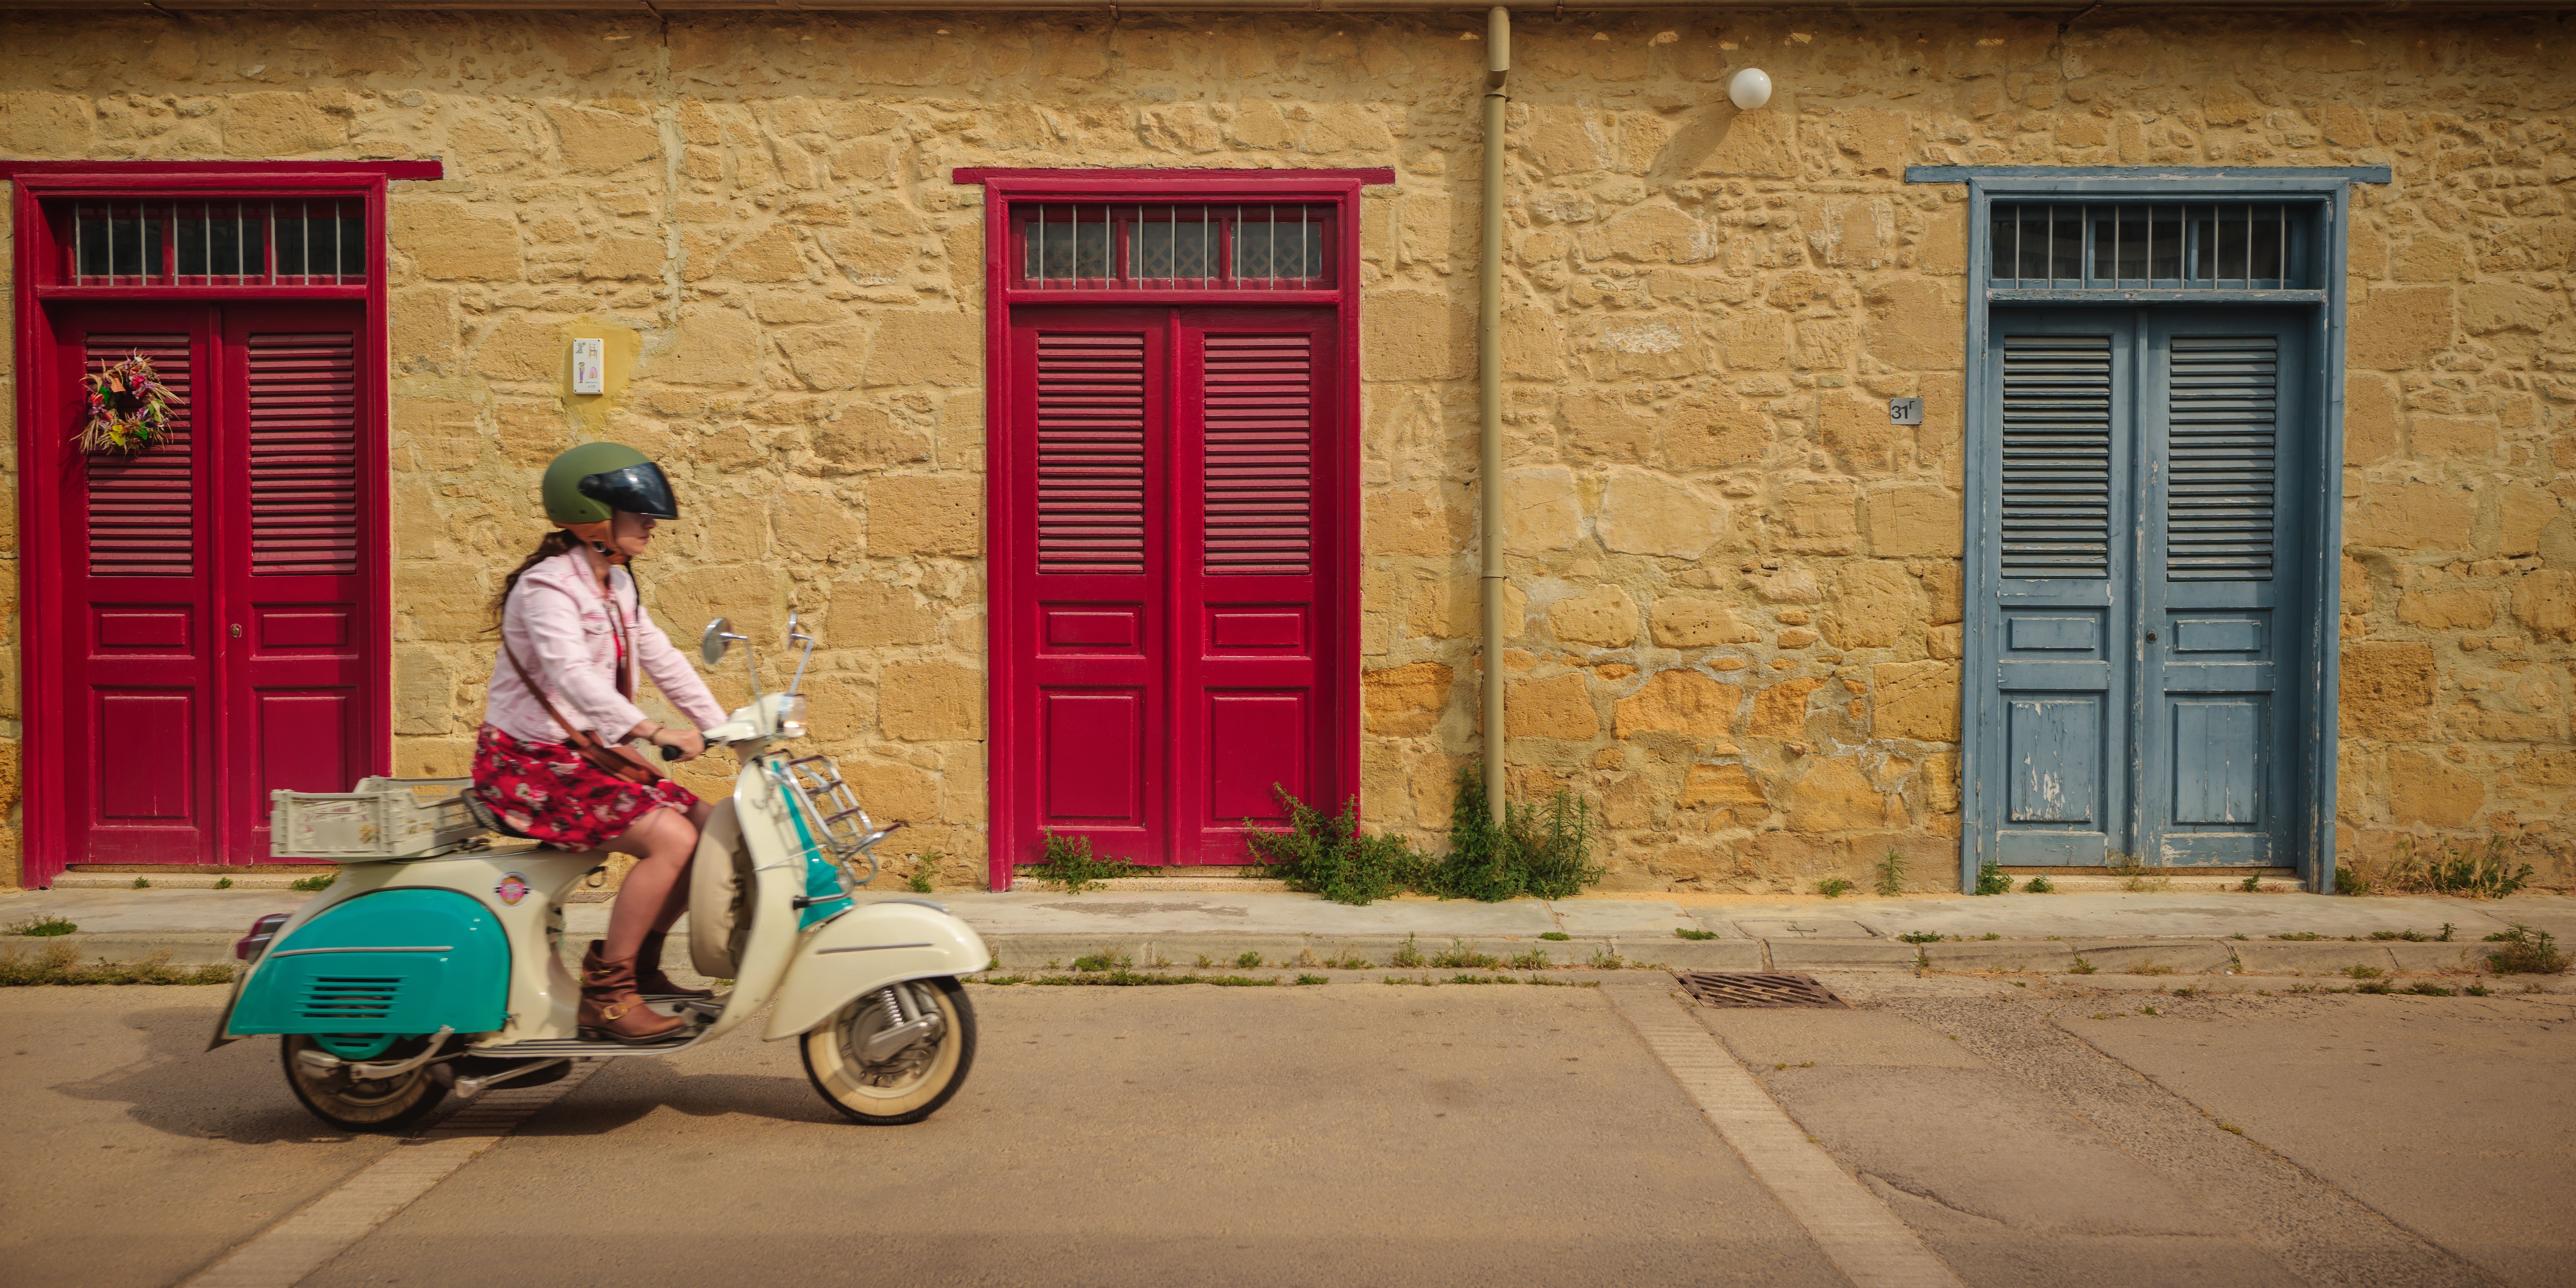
[8,161,432,885]
[957,167,1390,891]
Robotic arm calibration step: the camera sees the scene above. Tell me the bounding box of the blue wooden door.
[2140,311,2307,865]
[1974,308,2309,869]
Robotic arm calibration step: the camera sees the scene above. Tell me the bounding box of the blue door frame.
[1908,166,2392,893]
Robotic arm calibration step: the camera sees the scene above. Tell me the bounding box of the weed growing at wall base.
[1030,831,1133,893]
[1974,860,2011,896]
[1874,849,1907,897]
[1,943,232,986]
[2483,925,2566,975]
[1415,764,1605,902]
[1243,790,1416,906]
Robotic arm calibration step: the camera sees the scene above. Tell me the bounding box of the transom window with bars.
[1990,202,2315,291]
[1018,204,1331,289]
[52,199,370,287]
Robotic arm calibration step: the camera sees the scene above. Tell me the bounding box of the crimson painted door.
[52,302,375,864]
[1007,306,1342,867]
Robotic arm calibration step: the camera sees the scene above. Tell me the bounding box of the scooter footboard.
[762,902,989,1040]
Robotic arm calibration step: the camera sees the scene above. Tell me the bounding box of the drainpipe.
[1479,4,1509,824]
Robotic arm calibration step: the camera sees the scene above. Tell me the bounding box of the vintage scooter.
[212,616,987,1131]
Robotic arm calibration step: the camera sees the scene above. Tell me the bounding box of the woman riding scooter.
[474,443,726,1044]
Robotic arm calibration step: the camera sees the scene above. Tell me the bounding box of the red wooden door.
[1005,305,1342,868]
[54,307,220,863]
[218,304,371,858]
[47,302,376,866]
[1171,310,1338,863]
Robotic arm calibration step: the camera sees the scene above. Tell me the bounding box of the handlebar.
[660,745,682,761]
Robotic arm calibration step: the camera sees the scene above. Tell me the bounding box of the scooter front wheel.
[801,976,976,1126]
[280,1035,448,1132]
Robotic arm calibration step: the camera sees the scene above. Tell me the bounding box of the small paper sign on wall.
[1888,396,1923,426]
[571,337,605,396]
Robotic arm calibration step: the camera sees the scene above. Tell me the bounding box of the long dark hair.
[491,530,579,628]
[489,528,649,630]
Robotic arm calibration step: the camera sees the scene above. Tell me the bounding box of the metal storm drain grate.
[1673,971,1846,1009]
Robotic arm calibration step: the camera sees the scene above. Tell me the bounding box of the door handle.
[2145,631,2158,642]
[231,624,243,638]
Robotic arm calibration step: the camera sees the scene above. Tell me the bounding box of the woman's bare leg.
[601,806,699,964]
[648,798,715,935]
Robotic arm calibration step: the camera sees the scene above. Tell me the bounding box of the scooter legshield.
[228,889,512,1040]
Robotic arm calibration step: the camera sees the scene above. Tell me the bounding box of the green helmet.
[541,442,679,525]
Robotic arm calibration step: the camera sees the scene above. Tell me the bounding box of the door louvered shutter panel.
[1036,333,1147,575]
[1999,334,2112,578]
[247,331,361,575]
[1201,335,1312,575]
[84,334,195,577]
[2165,335,2275,581]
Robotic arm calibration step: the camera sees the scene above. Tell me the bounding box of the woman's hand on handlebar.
[648,726,706,762]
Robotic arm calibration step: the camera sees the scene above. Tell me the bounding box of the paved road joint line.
[1605,986,1963,1288]
[179,1064,601,1288]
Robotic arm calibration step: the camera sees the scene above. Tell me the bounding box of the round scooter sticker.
[494,872,530,906]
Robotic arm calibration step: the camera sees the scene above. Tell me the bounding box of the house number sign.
[1888,397,1924,426]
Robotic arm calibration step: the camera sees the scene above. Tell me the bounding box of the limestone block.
[864,312,982,387]
[0,91,93,155]
[583,236,665,281]
[653,307,764,387]
[1654,102,1797,180]
[473,316,564,382]
[1750,677,1828,738]
[1819,392,1902,475]
[1369,484,1470,557]
[545,104,662,174]
[1665,394,1771,471]
[1787,758,1897,833]
[1578,316,1707,381]
[1547,584,1640,648]
[1364,290,1470,381]
[2455,283,2563,335]
[1596,468,1723,560]
[1865,483,1963,557]
[843,760,942,825]
[1823,562,1921,648]
[1862,278,1963,370]
[812,404,931,472]
[2343,373,2400,463]
[1613,670,1740,740]
[1362,662,1452,736]
[1681,763,1768,811]
[223,91,346,155]
[769,490,864,563]
[2347,287,2454,370]
[2410,416,2495,461]
[1592,201,1713,263]
[2397,588,2495,630]
[2496,485,2560,558]
[879,661,985,742]
[1560,393,1658,463]
[820,229,913,287]
[1753,568,1824,605]
[1872,660,1961,742]
[391,200,523,282]
[721,225,813,283]
[779,323,871,391]
[1773,479,1859,553]
[1507,672,1599,741]
[393,644,458,736]
[2340,641,2435,739]
[1504,467,1583,554]
[2347,482,2474,551]
[868,475,981,557]
[1650,597,1763,647]
[2387,751,2483,826]
[494,401,574,469]
[1719,313,1793,371]
[2512,570,2576,641]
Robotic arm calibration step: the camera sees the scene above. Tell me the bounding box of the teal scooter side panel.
[230,889,511,1036]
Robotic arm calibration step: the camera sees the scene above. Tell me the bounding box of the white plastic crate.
[270,777,482,860]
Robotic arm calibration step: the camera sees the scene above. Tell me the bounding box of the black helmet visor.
[576,462,680,521]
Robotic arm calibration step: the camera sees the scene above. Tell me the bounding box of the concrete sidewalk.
[7,883,2573,980]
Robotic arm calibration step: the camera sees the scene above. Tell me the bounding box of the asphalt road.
[3,980,2569,1288]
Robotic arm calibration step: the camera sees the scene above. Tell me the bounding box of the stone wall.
[0,10,2569,891]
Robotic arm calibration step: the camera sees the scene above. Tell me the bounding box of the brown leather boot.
[635,931,712,1000]
[579,941,687,1044]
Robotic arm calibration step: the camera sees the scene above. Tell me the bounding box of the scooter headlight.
[779,694,808,738]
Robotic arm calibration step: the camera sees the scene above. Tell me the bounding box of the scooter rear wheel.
[801,976,976,1125]
[281,1035,448,1132]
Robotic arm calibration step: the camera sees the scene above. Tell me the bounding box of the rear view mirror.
[701,618,742,667]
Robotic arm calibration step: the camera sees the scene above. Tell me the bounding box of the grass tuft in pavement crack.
[2,943,231,986]
[2483,925,2566,975]
[6,916,77,937]
[1674,927,1717,940]
[289,873,336,892]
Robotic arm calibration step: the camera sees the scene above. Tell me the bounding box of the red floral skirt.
[470,724,698,851]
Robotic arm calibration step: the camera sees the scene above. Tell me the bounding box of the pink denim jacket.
[482,550,726,746]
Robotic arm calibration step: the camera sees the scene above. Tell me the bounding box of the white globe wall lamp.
[1728,67,1773,111]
